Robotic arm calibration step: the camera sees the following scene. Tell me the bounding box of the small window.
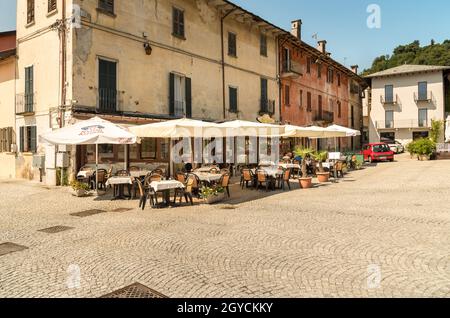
[299,90,303,108]
[327,68,334,83]
[284,85,290,106]
[317,64,322,78]
[228,32,237,57]
[229,87,238,113]
[318,95,323,115]
[337,101,342,118]
[306,57,311,74]
[98,0,114,14]
[337,73,341,86]
[260,34,267,57]
[307,92,312,112]
[48,0,57,13]
[27,0,35,24]
[172,7,185,39]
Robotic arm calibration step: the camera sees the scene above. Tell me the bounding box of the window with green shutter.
[19,126,37,153]
[228,32,237,57]
[172,7,185,39]
[260,34,267,57]
[48,0,57,13]
[98,0,114,14]
[27,0,35,24]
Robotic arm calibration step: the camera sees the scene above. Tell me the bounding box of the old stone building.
[13,0,284,185]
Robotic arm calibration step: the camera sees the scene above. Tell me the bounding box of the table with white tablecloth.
[106,177,134,200]
[129,170,152,179]
[278,163,301,170]
[148,180,185,207]
[252,167,282,178]
[194,173,222,184]
[77,170,94,179]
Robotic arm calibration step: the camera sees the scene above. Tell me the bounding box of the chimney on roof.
[291,19,302,42]
[317,40,327,54]
[351,65,359,74]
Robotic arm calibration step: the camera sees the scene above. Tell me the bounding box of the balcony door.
[418,108,428,127]
[418,82,428,101]
[282,47,290,72]
[169,73,192,118]
[385,85,394,103]
[25,66,34,112]
[385,110,394,128]
[98,58,117,113]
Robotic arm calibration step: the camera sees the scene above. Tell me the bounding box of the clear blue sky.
[1,0,449,71]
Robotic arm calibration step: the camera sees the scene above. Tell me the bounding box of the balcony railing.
[281,60,301,78]
[174,100,186,117]
[260,99,275,115]
[414,91,433,103]
[380,94,398,105]
[16,93,36,115]
[314,111,334,123]
[96,88,120,114]
[376,119,432,129]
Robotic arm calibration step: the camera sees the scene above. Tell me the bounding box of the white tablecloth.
[106,177,134,186]
[77,170,94,179]
[195,173,222,183]
[253,167,282,178]
[195,166,219,173]
[317,162,334,169]
[150,180,185,192]
[130,170,152,178]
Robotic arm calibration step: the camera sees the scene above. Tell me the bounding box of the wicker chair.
[241,169,255,189]
[278,169,291,191]
[219,173,231,197]
[176,172,187,184]
[90,169,107,190]
[175,176,195,205]
[256,170,274,192]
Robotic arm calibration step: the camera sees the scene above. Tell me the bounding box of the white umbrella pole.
[124,145,128,170]
[95,144,99,196]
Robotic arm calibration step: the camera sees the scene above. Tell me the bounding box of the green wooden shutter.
[260,78,268,112]
[229,87,238,113]
[20,127,25,152]
[30,126,37,153]
[185,77,192,118]
[169,73,175,116]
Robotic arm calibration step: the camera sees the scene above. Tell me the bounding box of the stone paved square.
[1,155,450,298]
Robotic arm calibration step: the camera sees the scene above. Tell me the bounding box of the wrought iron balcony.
[96,88,121,114]
[380,94,398,105]
[314,111,334,123]
[260,99,275,115]
[414,91,433,103]
[376,119,431,129]
[16,93,36,115]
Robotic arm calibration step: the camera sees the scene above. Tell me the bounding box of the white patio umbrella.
[446,116,450,143]
[129,118,222,138]
[325,124,361,137]
[218,120,286,137]
[283,125,343,138]
[40,117,137,194]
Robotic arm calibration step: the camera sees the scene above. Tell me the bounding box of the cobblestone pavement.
[1,155,450,298]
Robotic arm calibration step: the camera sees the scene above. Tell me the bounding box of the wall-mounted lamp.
[144,42,152,55]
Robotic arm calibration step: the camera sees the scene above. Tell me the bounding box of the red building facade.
[279,21,366,151]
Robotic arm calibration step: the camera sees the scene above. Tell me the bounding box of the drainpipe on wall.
[60,0,67,129]
[220,8,237,120]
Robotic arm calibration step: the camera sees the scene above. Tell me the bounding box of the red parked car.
[361,143,395,163]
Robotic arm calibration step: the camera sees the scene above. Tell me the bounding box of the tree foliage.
[362,40,450,76]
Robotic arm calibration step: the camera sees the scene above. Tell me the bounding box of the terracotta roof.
[365,64,450,78]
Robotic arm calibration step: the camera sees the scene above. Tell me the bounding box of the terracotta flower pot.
[316,172,330,183]
[205,193,225,204]
[299,177,313,189]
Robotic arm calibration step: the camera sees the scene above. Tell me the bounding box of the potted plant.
[293,147,314,189]
[313,151,330,183]
[70,180,91,197]
[414,138,436,161]
[200,185,226,204]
